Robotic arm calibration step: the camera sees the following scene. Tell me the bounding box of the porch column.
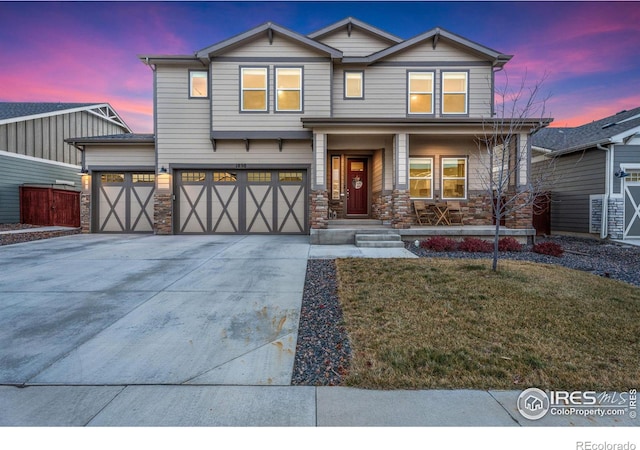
[392,133,412,229]
[310,133,329,229]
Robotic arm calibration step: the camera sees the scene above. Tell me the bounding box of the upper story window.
[408,72,434,114]
[442,72,468,115]
[189,70,208,98]
[241,67,268,112]
[345,71,364,99]
[276,67,302,112]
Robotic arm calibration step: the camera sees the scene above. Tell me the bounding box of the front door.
[347,158,368,215]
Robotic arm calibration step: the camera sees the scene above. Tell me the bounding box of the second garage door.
[175,169,308,234]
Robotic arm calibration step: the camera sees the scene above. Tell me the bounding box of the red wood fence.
[20,186,81,228]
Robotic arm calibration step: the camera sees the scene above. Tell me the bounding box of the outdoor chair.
[413,200,436,225]
[447,201,464,225]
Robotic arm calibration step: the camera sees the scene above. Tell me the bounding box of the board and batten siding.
[316,28,395,57]
[0,151,80,223]
[541,149,606,233]
[84,145,155,168]
[0,111,126,166]
[613,144,640,194]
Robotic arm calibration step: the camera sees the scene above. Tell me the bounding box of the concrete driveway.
[0,234,310,386]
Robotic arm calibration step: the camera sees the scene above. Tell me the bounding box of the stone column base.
[310,189,329,230]
[80,193,91,233]
[154,193,173,235]
[391,189,412,229]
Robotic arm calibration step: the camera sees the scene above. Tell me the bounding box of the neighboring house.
[0,102,130,223]
[67,17,547,237]
[532,107,640,240]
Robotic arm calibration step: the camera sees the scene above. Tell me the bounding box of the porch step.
[355,232,404,248]
[328,219,384,227]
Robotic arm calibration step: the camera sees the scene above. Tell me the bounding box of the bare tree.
[475,71,554,271]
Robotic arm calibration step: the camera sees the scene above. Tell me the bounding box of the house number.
[235,163,247,169]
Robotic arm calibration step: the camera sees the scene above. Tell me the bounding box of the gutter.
[596,143,611,239]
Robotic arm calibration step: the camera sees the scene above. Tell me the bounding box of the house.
[532,107,640,240]
[0,103,131,224]
[67,18,548,239]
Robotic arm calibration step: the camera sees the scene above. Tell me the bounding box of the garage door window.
[279,172,303,182]
[181,172,206,182]
[248,172,272,182]
[101,173,125,183]
[132,173,155,183]
[213,172,237,182]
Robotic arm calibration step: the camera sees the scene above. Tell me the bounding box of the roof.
[66,133,155,146]
[307,16,403,44]
[532,106,640,153]
[0,102,131,132]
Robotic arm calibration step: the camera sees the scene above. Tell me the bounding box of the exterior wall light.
[157,167,172,192]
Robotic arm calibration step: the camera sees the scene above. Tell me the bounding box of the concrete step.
[328,219,383,227]
[356,240,406,248]
[355,232,404,248]
[356,233,401,242]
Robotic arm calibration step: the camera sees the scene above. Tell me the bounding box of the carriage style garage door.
[95,172,155,233]
[175,169,308,234]
[624,170,640,239]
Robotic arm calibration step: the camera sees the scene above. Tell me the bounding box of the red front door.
[347,158,368,215]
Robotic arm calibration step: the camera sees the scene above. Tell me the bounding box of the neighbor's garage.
[94,172,155,233]
[175,169,307,234]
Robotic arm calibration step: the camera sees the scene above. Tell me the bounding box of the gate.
[20,185,80,227]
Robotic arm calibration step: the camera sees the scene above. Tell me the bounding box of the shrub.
[532,241,564,257]
[498,237,523,252]
[458,237,493,253]
[420,236,458,252]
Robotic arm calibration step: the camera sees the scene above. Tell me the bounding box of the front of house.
[68,18,545,236]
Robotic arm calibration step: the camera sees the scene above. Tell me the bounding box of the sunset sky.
[1,1,639,132]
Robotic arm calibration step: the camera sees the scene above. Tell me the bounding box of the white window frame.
[241,67,268,112]
[407,71,434,115]
[344,71,364,99]
[189,70,208,98]
[442,71,468,115]
[409,157,434,199]
[441,157,468,200]
[275,67,302,112]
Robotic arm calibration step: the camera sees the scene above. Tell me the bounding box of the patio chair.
[447,201,464,225]
[413,200,436,225]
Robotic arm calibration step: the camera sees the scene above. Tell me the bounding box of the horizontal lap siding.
[317,28,393,56]
[85,145,155,167]
[0,152,80,223]
[547,149,605,233]
[0,112,126,165]
[194,140,313,166]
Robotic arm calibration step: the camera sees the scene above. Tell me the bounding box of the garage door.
[95,172,155,233]
[176,169,307,234]
[624,170,640,238]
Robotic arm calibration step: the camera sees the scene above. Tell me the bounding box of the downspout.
[597,143,611,239]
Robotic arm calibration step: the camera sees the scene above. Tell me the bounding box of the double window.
[241,67,302,112]
[407,71,468,115]
[409,157,467,199]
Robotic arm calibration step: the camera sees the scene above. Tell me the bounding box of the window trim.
[240,66,269,113]
[409,157,434,199]
[188,70,209,99]
[441,71,469,116]
[407,70,435,116]
[441,157,468,200]
[275,66,303,113]
[344,70,364,100]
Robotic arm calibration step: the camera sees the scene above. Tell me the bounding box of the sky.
[1,1,639,133]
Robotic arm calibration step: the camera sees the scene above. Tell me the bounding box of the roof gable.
[196,22,342,60]
[533,106,640,153]
[308,17,402,45]
[0,102,131,132]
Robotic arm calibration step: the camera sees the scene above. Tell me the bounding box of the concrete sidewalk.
[1,385,636,426]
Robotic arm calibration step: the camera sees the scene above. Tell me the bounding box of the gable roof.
[0,102,131,132]
[307,16,403,45]
[195,22,342,60]
[532,106,640,153]
[344,26,512,66]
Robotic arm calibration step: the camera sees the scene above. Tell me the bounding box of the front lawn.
[336,258,640,390]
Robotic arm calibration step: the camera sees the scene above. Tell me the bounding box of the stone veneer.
[154,192,173,235]
[372,191,393,223]
[310,190,329,229]
[607,197,624,239]
[391,189,413,229]
[80,192,91,233]
[504,192,533,229]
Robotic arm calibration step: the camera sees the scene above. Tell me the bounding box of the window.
[442,72,468,114]
[241,68,268,111]
[248,172,272,182]
[442,158,467,199]
[345,71,363,99]
[189,70,208,98]
[279,172,303,182]
[101,173,124,183]
[213,172,237,182]
[409,158,433,199]
[408,72,434,114]
[331,156,341,200]
[181,172,206,182]
[132,173,155,183]
[276,67,302,112]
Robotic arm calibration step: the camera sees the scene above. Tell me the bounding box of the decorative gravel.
[292,259,351,386]
[405,235,640,288]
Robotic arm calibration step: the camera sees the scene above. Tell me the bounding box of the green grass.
[336,258,640,390]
